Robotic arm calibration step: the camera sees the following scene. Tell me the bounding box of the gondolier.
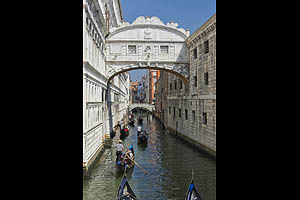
[115,140,124,162]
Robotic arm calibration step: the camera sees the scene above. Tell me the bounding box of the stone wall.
[155,14,216,155]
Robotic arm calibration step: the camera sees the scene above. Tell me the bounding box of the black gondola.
[116,147,135,173]
[129,120,135,127]
[120,127,129,139]
[116,173,137,200]
[137,117,143,125]
[185,172,203,200]
[137,130,148,144]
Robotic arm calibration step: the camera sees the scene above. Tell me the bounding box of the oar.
[125,152,148,175]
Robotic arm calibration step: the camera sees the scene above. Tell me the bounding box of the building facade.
[83,0,130,170]
[148,70,160,105]
[155,14,216,155]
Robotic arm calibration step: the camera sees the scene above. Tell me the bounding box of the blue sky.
[121,0,216,81]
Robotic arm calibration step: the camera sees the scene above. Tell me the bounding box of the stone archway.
[129,103,154,113]
[106,62,189,87]
[105,16,191,87]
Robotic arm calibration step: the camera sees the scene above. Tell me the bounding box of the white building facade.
[83,0,130,170]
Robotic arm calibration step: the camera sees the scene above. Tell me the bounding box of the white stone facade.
[83,0,130,169]
[105,16,190,84]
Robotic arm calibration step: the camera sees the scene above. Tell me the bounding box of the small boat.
[137,118,143,125]
[116,174,137,200]
[129,120,135,127]
[116,147,135,173]
[185,172,203,200]
[120,127,129,139]
[137,130,148,144]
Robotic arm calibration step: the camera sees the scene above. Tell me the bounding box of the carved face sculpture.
[144,27,151,39]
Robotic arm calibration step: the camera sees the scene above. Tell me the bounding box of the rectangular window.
[169,107,171,115]
[194,76,197,87]
[193,48,197,59]
[173,108,176,119]
[174,81,177,90]
[192,110,195,122]
[180,80,183,89]
[203,112,207,125]
[179,109,181,118]
[128,45,136,54]
[160,46,169,54]
[170,83,172,90]
[204,72,209,85]
[185,109,188,120]
[204,40,209,54]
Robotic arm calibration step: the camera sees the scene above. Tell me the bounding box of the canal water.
[83,112,216,200]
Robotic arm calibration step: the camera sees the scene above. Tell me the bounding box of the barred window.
[185,109,188,120]
[192,110,195,122]
[203,112,207,125]
[173,108,176,119]
[128,45,136,54]
[204,72,209,85]
[204,40,209,54]
[160,46,169,54]
[193,48,197,59]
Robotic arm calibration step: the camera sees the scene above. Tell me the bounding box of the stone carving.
[144,27,152,39]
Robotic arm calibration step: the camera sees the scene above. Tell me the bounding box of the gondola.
[185,172,203,200]
[116,147,135,173]
[116,173,137,200]
[120,127,130,139]
[129,120,135,127]
[137,130,148,144]
[137,118,143,125]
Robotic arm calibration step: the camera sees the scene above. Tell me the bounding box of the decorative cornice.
[108,16,190,40]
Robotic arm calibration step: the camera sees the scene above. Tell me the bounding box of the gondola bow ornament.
[185,171,203,200]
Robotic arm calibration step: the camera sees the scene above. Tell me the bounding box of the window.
[185,109,188,120]
[128,45,136,54]
[204,40,209,54]
[169,107,171,115]
[193,48,197,59]
[173,108,176,119]
[194,76,197,87]
[170,83,172,90]
[203,112,207,125]
[180,80,183,89]
[160,46,169,54]
[174,81,177,90]
[179,109,181,118]
[204,72,209,85]
[192,111,195,122]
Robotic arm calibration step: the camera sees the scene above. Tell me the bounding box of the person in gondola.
[129,145,134,156]
[120,127,125,137]
[115,140,124,162]
[137,125,142,137]
[124,148,134,168]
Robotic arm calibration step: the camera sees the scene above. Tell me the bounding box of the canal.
[83,112,216,200]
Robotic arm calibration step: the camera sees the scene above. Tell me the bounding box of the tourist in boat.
[129,145,134,156]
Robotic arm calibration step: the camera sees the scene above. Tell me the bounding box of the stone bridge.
[129,103,154,113]
[105,16,190,87]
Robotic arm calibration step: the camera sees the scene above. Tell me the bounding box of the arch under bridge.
[129,103,154,113]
